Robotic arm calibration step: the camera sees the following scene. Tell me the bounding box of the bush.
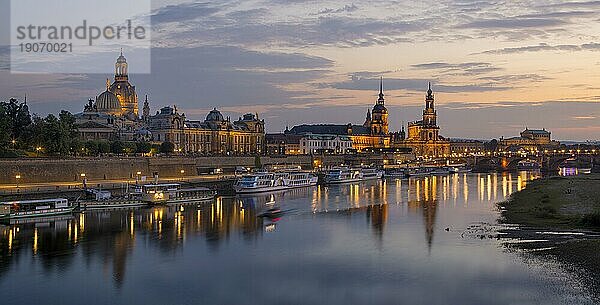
[136,142,152,154]
[160,141,175,154]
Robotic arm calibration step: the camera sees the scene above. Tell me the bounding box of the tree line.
[0,98,175,157]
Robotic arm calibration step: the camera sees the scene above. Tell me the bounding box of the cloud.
[411,62,502,76]
[326,77,511,93]
[0,46,335,117]
[315,4,359,15]
[543,1,600,8]
[152,2,222,24]
[478,42,600,54]
[457,18,567,29]
[476,74,552,84]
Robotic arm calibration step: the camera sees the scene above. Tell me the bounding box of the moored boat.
[0,198,77,222]
[324,167,362,184]
[384,168,406,178]
[405,167,436,177]
[517,160,540,171]
[361,168,384,180]
[235,171,318,194]
[135,183,216,204]
[448,165,471,174]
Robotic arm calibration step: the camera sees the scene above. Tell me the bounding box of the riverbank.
[500,174,600,229]
[499,174,600,298]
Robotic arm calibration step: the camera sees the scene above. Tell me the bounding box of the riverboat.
[0,198,77,222]
[234,171,318,194]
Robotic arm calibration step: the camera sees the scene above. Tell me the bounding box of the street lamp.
[180,169,185,181]
[15,174,21,190]
[136,171,142,185]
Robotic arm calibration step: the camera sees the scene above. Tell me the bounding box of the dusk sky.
[2,0,600,140]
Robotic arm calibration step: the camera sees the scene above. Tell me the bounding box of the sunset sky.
[2,0,600,140]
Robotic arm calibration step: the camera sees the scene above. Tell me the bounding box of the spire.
[24,93,27,105]
[377,77,385,104]
[106,78,110,90]
[120,48,123,56]
[427,82,433,97]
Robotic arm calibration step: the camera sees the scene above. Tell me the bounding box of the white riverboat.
[361,168,384,180]
[0,198,77,222]
[448,165,472,174]
[405,167,436,177]
[517,160,540,171]
[324,167,383,184]
[234,171,318,194]
[136,183,216,204]
[324,167,362,184]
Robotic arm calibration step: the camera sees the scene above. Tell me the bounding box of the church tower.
[142,95,150,122]
[423,82,436,127]
[109,50,139,118]
[363,109,371,127]
[370,77,389,135]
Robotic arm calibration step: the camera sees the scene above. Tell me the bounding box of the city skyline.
[2,0,600,140]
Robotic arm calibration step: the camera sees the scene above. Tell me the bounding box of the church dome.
[96,90,121,115]
[206,108,224,122]
[372,103,387,113]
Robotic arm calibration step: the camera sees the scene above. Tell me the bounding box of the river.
[0,172,597,305]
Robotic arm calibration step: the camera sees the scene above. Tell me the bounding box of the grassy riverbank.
[500,174,600,230]
[500,174,600,299]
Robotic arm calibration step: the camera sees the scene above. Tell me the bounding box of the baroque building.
[286,78,391,152]
[74,51,265,155]
[148,107,265,155]
[393,83,450,157]
[498,128,559,152]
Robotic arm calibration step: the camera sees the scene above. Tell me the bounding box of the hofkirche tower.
[363,77,389,135]
[109,50,139,117]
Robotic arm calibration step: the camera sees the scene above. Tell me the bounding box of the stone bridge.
[467,154,598,172]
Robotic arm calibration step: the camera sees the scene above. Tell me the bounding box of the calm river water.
[0,172,597,305]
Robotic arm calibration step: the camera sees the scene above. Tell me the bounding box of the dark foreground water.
[0,172,597,305]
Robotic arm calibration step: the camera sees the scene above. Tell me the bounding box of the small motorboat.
[258,208,284,219]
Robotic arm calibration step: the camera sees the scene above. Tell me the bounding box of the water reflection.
[0,171,543,284]
[3,171,578,305]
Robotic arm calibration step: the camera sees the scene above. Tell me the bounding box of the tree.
[254,155,262,169]
[136,142,152,154]
[111,140,125,154]
[98,141,111,154]
[123,142,137,154]
[160,141,175,154]
[29,111,79,155]
[84,141,100,156]
[0,98,32,151]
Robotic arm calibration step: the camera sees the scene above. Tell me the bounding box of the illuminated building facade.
[286,79,391,152]
[75,52,265,154]
[498,128,559,152]
[148,107,265,155]
[394,84,450,157]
